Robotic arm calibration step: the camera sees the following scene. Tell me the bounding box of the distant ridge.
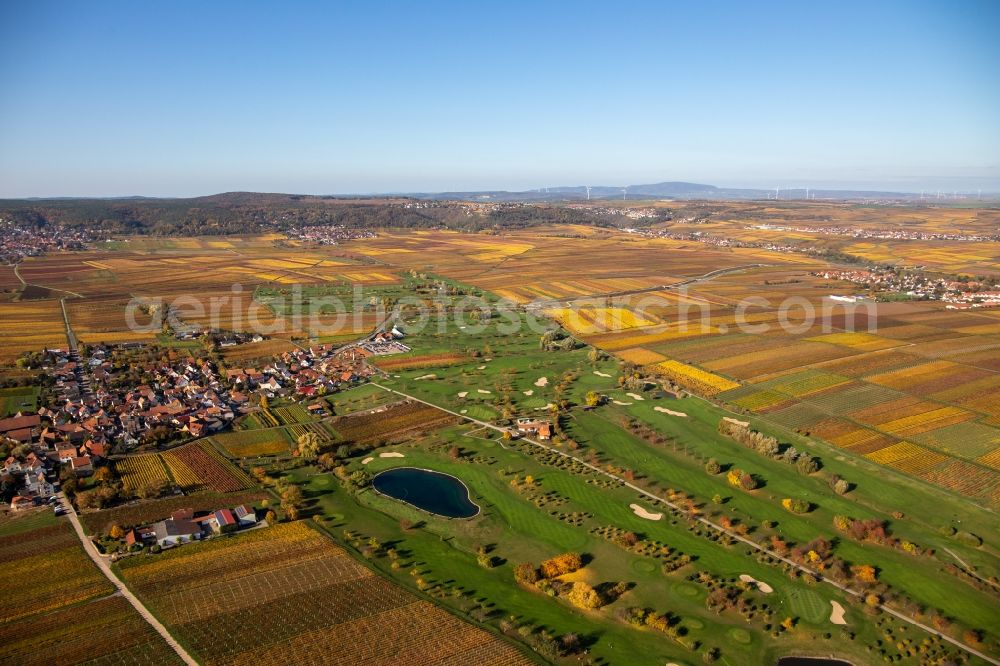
[6,182,990,204]
[409,180,928,202]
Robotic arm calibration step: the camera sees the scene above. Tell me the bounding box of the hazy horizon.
[3,176,1000,201]
[2,0,998,198]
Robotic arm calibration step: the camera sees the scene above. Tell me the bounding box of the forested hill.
[0,193,640,235]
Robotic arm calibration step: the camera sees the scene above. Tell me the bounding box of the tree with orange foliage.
[540,552,583,579]
[852,565,878,584]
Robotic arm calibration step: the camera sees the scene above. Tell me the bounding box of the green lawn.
[0,508,59,537]
[0,385,39,416]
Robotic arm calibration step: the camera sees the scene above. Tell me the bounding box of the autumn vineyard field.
[0,516,182,665]
[116,522,534,666]
[330,400,460,446]
[115,454,172,495]
[160,441,255,492]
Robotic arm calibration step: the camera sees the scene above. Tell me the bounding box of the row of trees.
[717,419,822,476]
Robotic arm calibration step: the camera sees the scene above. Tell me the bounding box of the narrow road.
[60,298,79,351]
[59,494,199,666]
[14,261,85,298]
[12,262,26,286]
[371,383,999,666]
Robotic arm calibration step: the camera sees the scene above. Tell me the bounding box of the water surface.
[372,467,479,518]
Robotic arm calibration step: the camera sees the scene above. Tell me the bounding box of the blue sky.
[1,0,998,196]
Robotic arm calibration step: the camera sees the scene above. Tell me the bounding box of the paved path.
[372,383,999,666]
[60,495,199,666]
[60,298,79,351]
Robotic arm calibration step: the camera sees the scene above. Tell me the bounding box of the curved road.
[59,494,199,666]
[372,383,999,666]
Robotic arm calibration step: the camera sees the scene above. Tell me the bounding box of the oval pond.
[372,467,480,518]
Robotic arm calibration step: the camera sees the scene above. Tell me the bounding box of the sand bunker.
[593,370,611,378]
[361,457,374,465]
[460,409,467,414]
[534,377,549,387]
[415,373,437,380]
[626,392,645,401]
[654,406,687,417]
[523,389,534,396]
[380,452,405,459]
[629,503,662,520]
[477,365,486,370]
[537,403,555,411]
[738,574,773,594]
[478,389,492,394]
[724,416,750,427]
[612,400,633,406]
[830,600,847,625]
[457,391,468,398]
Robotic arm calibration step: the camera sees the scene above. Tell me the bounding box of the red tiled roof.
[0,414,40,433]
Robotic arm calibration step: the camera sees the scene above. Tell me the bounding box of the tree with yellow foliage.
[566,581,604,609]
[540,552,583,579]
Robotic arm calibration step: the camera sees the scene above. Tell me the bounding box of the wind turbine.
[805,187,809,200]
[586,186,592,201]
[775,186,780,200]
[622,187,628,201]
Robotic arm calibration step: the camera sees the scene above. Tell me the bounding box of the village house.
[132,504,259,551]
[516,418,552,440]
[234,504,257,526]
[70,455,93,477]
[208,508,238,534]
[125,525,157,548]
[153,517,201,548]
[0,413,41,444]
